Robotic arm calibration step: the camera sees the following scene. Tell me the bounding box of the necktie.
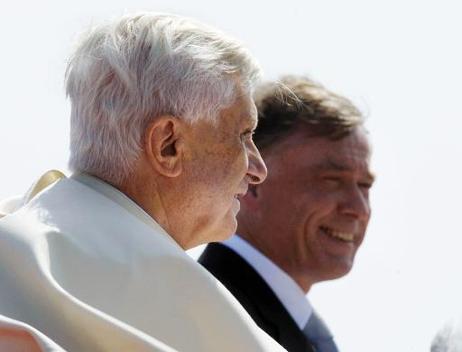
[303,311,339,352]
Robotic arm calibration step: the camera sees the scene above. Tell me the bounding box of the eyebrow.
[245,113,258,130]
[313,159,376,182]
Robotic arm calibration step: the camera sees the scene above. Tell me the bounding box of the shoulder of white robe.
[0,170,66,219]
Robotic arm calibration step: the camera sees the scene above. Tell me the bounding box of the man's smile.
[319,225,355,243]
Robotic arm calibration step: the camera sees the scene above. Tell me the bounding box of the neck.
[118,170,178,241]
[237,224,313,293]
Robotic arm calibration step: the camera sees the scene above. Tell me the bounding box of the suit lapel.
[199,243,314,352]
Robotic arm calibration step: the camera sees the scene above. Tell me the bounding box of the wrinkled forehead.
[334,127,372,160]
[311,128,374,179]
[217,88,258,129]
[268,125,369,154]
[265,126,373,176]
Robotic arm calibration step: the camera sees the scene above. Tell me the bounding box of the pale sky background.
[1,1,461,351]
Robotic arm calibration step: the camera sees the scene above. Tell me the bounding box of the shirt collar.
[222,234,313,329]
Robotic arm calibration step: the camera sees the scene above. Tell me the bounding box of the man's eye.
[358,182,372,190]
[240,130,254,141]
[323,177,341,186]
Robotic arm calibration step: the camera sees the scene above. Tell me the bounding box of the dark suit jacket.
[199,243,315,352]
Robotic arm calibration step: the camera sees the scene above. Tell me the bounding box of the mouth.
[234,188,248,200]
[320,226,355,243]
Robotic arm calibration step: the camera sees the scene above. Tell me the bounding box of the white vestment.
[0,314,65,351]
[0,174,285,352]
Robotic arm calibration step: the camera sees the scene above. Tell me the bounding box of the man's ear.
[144,116,184,178]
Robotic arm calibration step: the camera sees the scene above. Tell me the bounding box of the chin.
[225,212,238,235]
[222,220,238,240]
[210,218,237,243]
[317,257,355,281]
[330,261,354,280]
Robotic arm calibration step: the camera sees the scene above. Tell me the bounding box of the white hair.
[66,12,261,185]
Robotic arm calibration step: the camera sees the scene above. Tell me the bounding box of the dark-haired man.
[200,76,375,352]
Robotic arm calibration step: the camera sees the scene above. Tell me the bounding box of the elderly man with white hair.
[0,12,288,352]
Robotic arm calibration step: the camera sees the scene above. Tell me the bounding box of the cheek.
[200,154,246,206]
[196,153,235,186]
[302,187,339,214]
[220,149,248,185]
[258,192,304,233]
[289,193,337,234]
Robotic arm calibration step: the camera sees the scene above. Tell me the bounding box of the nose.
[246,141,267,185]
[339,186,371,221]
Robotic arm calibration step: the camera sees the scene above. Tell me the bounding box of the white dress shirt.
[223,234,313,329]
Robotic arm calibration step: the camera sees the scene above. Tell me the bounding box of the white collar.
[222,234,313,329]
[71,173,179,247]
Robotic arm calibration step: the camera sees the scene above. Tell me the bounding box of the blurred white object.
[431,317,462,352]
[0,196,22,218]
